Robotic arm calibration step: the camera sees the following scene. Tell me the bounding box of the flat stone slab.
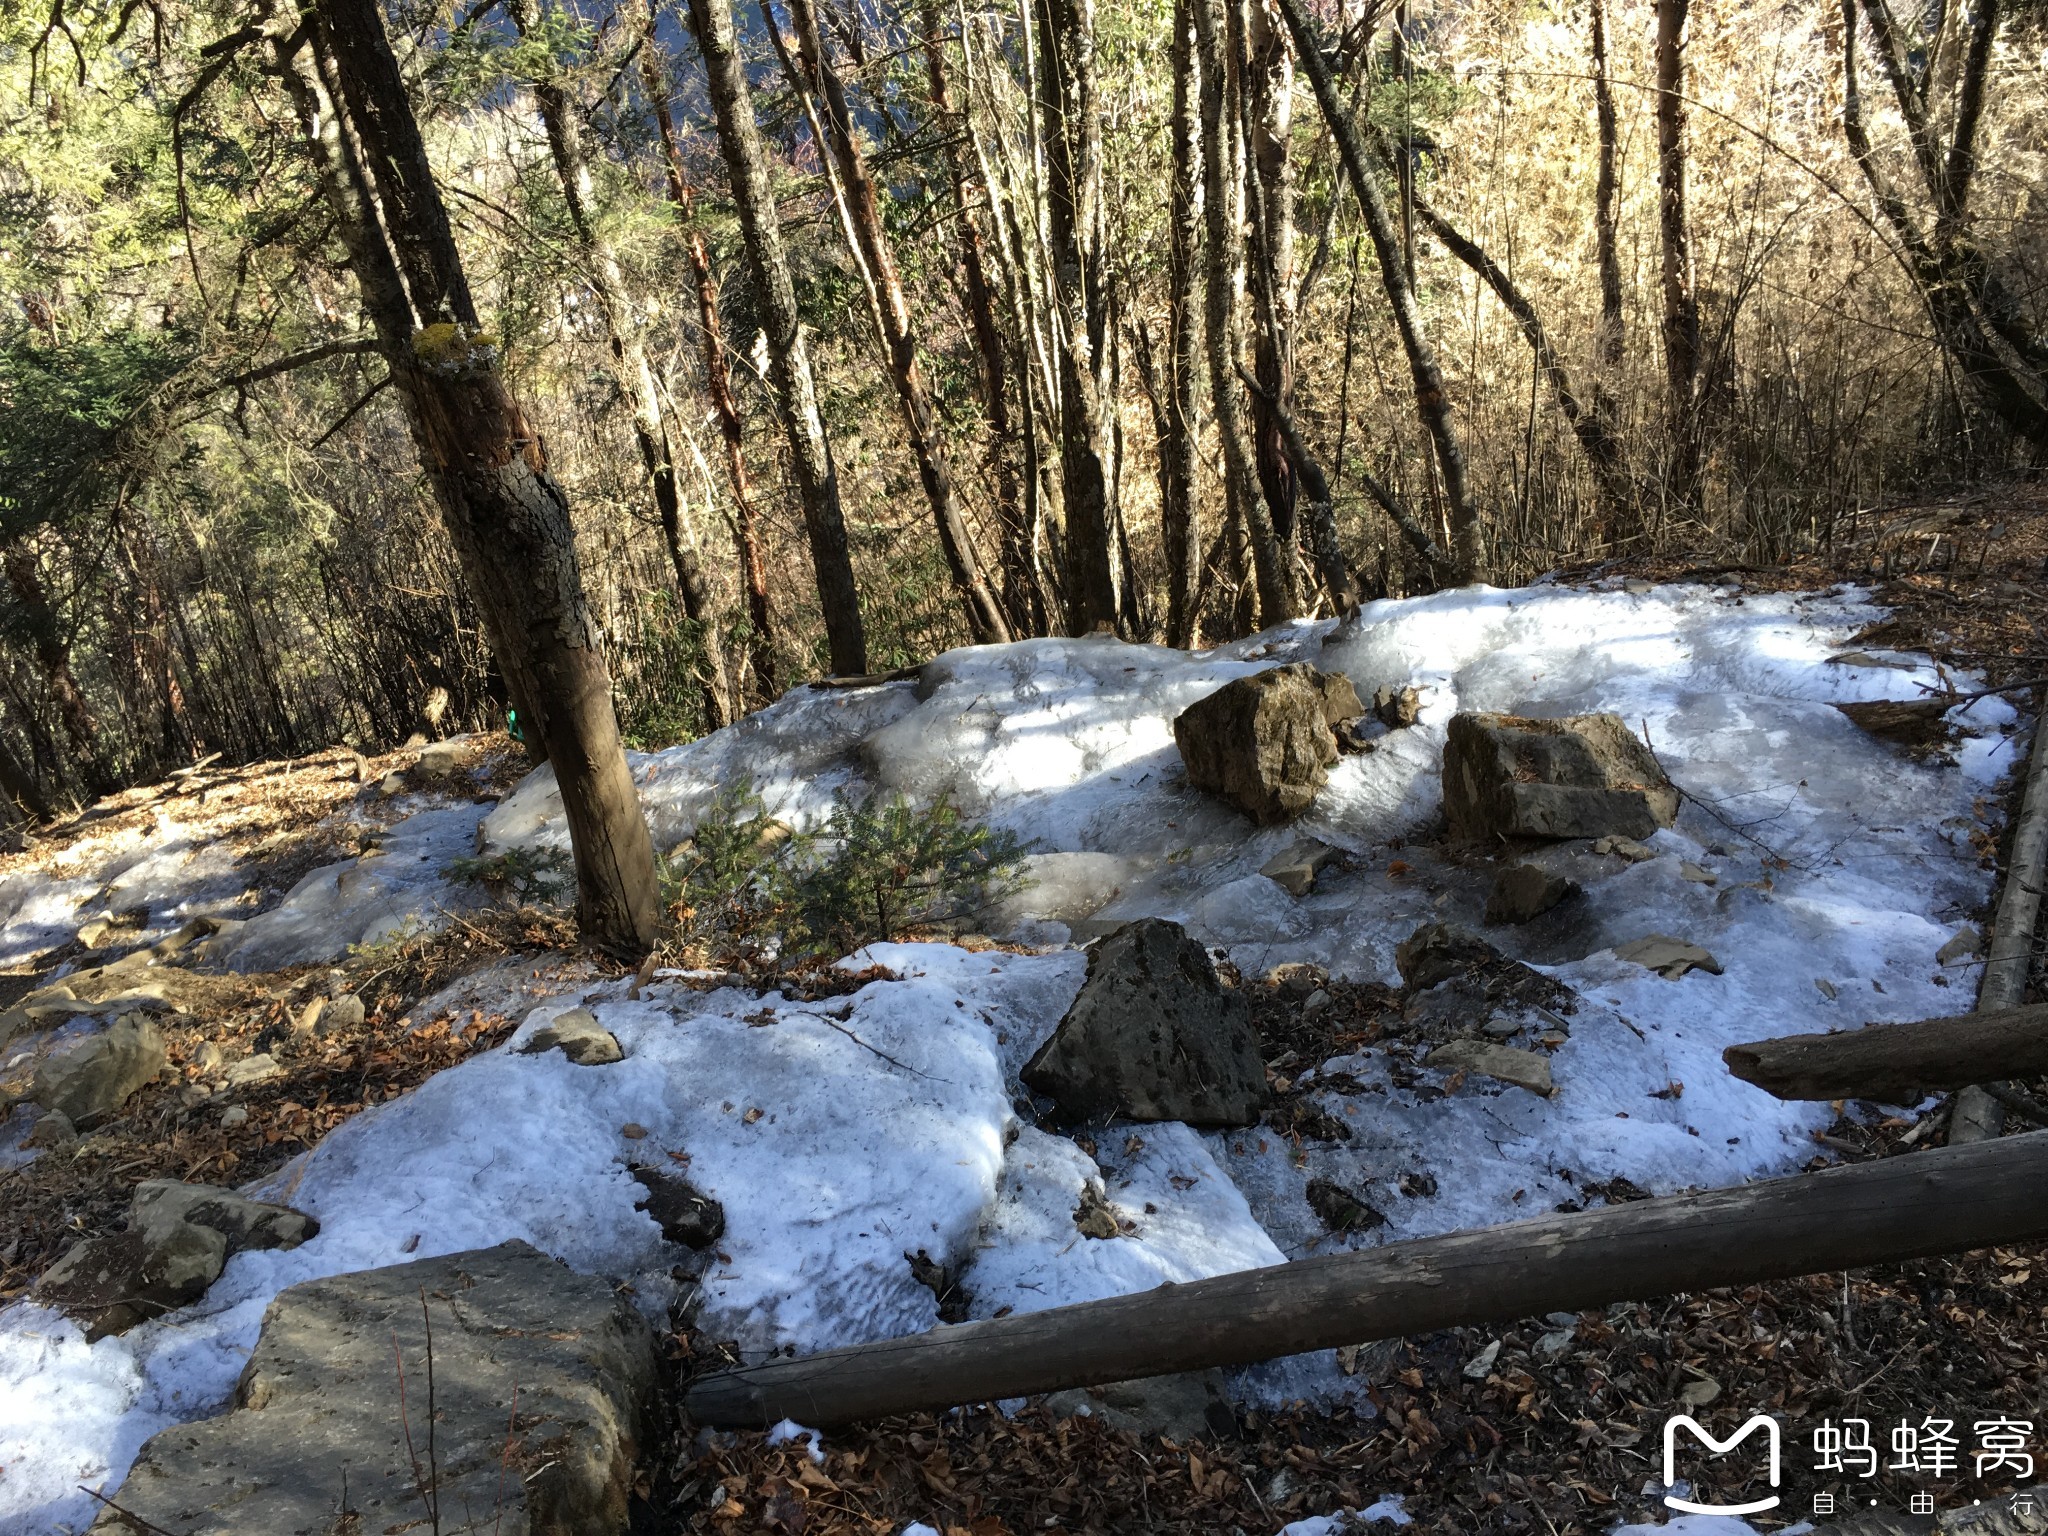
[93,1240,656,1536]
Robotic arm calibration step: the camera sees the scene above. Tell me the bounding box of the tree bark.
[1723,1004,2048,1102]
[1035,0,1121,634]
[686,1134,2048,1427]
[3,542,100,774]
[1245,0,1303,592]
[1654,0,1704,504]
[0,714,52,822]
[683,0,869,676]
[509,0,734,731]
[636,17,780,703]
[922,1,1033,638]
[295,0,663,954]
[783,0,1010,646]
[1162,0,1204,647]
[1589,0,1624,383]
[1274,0,1486,582]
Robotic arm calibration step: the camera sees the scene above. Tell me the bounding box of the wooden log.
[1722,1003,2048,1101]
[685,1133,2048,1427]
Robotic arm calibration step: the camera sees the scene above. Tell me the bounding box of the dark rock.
[1443,711,1678,842]
[1395,923,1499,993]
[1398,1170,1438,1199]
[31,1013,167,1126]
[1173,664,1343,823]
[630,1166,725,1249]
[317,992,366,1035]
[1044,1370,1234,1441]
[523,1007,624,1066]
[91,1241,657,1536]
[1314,670,1366,726]
[1306,1178,1385,1234]
[1373,684,1422,729]
[39,1179,317,1340]
[25,1109,76,1150]
[1484,863,1580,925]
[1023,919,1266,1127]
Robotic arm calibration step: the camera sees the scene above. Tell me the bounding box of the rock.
[415,738,464,779]
[224,1051,284,1088]
[1073,1183,1124,1239]
[1314,670,1366,726]
[1260,839,1336,897]
[132,1179,320,1253]
[39,1179,317,1340]
[190,1041,226,1075]
[1395,923,1499,993]
[220,1104,248,1128]
[1265,961,1329,998]
[40,1222,227,1341]
[1443,712,1679,842]
[318,992,367,1034]
[1022,918,1265,1127]
[1592,834,1658,862]
[1044,1370,1234,1442]
[1937,928,1981,966]
[630,1166,725,1249]
[1484,863,1579,925]
[1173,664,1343,824]
[92,1241,657,1536]
[1462,1339,1502,1380]
[1372,684,1422,729]
[1680,860,1718,885]
[1427,1038,1556,1096]
[25,1109,77,1150]
[1305,1177,1385,1234]
[377,769,408,797]
[30,1014,167,1126]
[522,1007,625,1066]
[1613,934,1724,979]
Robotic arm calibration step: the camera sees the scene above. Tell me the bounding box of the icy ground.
[0,580,2016,1535]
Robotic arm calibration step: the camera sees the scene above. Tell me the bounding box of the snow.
[1279,1498,1414,1531]
[0,580,2018,1534]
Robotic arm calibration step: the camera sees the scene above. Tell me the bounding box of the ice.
[1,581,2018,1532]
[1278,1497,1413,1531]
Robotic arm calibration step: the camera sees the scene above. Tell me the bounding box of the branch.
[216,338,381,394]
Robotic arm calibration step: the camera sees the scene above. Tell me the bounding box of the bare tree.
[273,0,662,952]
[1162,0,1204,645]
[1654,0,1704,504]
[508,0,734,729]
[781,0,1011,645]
[683,0,869,676]
[1035,0,1121,633]
[1274,0,1486,582]
[636,3,780,703]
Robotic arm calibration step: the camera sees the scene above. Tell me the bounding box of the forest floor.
[4,483,2048,1534]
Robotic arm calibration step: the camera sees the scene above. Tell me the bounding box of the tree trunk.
[3,542,100,779]
[1724,1004,2048,1102]
[510,0,734,731]
[1196,0,1292,629]
[1035,0,1121,634]
[685,1134,2048,1427]
[1654,0,1704,504]
[297,0,663,954]
[922,1,1033,638]
[683,0,869,676]
[0,715,52,822]
[1274,0,1486,581]
[1245,0,1304,595]
[1589,0,1625,383]
[784,0,1010,646]
[1163,0,1204,647]
[636,19,781,704]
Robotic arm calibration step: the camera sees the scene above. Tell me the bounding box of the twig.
[1639,720,1811,871]
[78,1485,185,1536]
[805,1010,945,1081]
[1980,1082,2048,1127]
[493,1381,522,1536]
[421,1286,440,1536]
[1911,676,2048,710]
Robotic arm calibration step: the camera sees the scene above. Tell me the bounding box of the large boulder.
[30,1012,166,1126]
[1443,711,1678,842]
[92,1241,657,1536]
[39,1179,318,1340]
[1174,664,1361,824]
[1022,919,1265,1126]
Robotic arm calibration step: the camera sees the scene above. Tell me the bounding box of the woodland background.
[1,0,2041,812]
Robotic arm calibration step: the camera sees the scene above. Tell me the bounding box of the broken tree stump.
[684,1133,2048,1427]
[1722,1003,2048,1101]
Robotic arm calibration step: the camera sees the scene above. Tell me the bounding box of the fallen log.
[1722,1003,2048,1101]
[685,1132,2048,1427]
